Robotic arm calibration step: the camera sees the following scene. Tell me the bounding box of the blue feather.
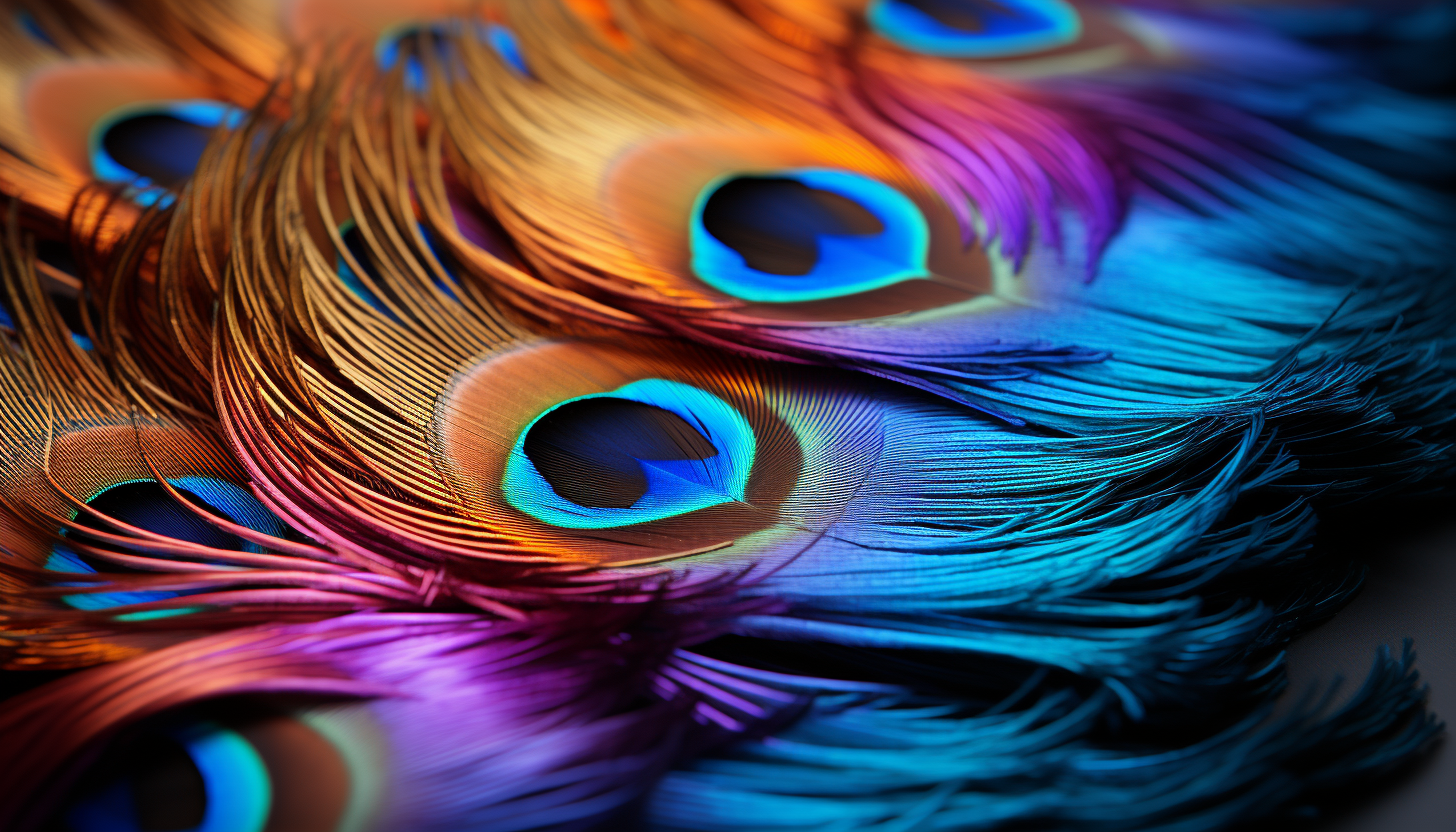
[648,644,1438,831]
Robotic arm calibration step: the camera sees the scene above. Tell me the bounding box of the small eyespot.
[503,379,756,528]
[89,100,241,203]
[376,21,529,90]
[690,168,930,303]
[59,708,354,832]
[376,22,451,90]
[66,721,271,832]
[868,0,1083,58]
[45,477,286,615]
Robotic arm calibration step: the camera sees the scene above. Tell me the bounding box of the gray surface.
[1286,523,1456,831]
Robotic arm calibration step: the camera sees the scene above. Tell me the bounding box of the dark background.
[1290,515,1456,830]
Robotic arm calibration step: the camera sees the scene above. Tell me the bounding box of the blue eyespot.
[45,545,185,615]
[503,379,755,528]
[690,168,930,303]
[868,0,1082,58]
[89,101,242,207]
[377,21,530,91]
[66,721,272,832]
[168,477,289,547]
[376,22,449,91]
[46,477,287,615]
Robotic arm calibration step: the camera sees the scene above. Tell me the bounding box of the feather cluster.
[1,1,1453,830]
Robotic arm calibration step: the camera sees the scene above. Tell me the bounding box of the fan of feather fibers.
[1,0,1453,830]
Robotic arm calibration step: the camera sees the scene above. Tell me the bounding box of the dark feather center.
[898,0,1027,33]
[131,737,208,831]
[524,398,718,509]
[701,177,885,276]
[101,114,215,188]
[71,481,245,563]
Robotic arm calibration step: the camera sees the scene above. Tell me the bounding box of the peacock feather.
[1,1,1453,830]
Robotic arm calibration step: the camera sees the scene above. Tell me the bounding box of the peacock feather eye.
[868,0,1083,58]
[689,169,931,304]
[503,379,756,528]
[376,19,528,89]
[89,100,241,198]
[375,21,452,90]
[10,62,246,223]
[45,477,287,617]
[600,133,993,322]
[435,339,902,565]
[67,721,271,832]
[59,707,356,832]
